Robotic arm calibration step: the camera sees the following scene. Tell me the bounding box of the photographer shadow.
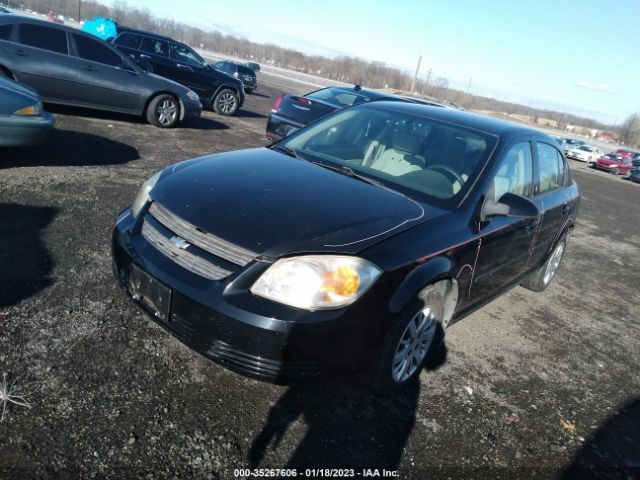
[249,325,447,471]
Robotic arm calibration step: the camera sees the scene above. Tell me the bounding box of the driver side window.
[490,142,533,202]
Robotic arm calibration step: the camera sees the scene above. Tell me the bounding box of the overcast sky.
[107,0,639,124]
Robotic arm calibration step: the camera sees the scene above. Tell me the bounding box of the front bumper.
[181,99,202,121]
[111,208,390,383]
[593,163,624,173]
[0,111,55,147]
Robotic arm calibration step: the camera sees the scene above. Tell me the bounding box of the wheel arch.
[388,256,459,316]
[210,83,241,105]
[0,64,16,80]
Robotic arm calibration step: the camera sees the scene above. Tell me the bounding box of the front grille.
[149,202,256,266]
[141,220,232,280]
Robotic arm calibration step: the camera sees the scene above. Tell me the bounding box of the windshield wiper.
[310,161,382,188]
[272,144,306,161]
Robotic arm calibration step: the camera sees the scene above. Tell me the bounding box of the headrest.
[392,131,420,154]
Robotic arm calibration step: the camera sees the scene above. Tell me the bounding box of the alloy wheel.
[156,99,177,126]
[391,306,437,383]
[218,93,237,114]
[543,242,564,286]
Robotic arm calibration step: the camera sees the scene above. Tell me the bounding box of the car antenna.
[354,84,362,91]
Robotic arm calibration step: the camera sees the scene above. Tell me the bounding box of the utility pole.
[466,77,472,95]
[77,0,81,22]
[410,55,422,94]
[425,67,432,86]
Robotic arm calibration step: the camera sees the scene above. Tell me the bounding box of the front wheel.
[369,281,453,394]
[146,94,179,128]
[213,89,239,116]
[521,236,567,292]
[610,167,619,175]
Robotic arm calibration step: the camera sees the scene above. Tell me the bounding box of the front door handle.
[82,65,96,72]
[139,53,151,59]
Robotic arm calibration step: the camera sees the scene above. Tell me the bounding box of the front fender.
[388,256,453,314]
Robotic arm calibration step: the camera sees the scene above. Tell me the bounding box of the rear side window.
[307,88,368,107]
[238,65,254,76]
[0,23,13,40]
[536,142,565,194]
[73,34,123,67]
[19,23,68,54]
[114,33,142,50]
[141,36,169,57]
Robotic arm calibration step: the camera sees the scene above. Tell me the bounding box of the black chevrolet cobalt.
[112,102,580,392]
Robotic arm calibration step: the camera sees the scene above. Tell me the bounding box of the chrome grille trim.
[141,221,231,280]
[149,202,256,267]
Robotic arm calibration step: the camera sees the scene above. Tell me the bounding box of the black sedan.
[0,76,54,147]
[266,85,416,142]
[0,15,202,128]
[112,102,580,393]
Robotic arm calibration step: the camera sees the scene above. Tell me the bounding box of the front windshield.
[577,145,593,151]
[281,106,498,208]
[173,44,207,67]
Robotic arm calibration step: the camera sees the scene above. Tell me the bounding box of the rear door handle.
[82,65,96,72]
[12,49,28,57]
[139,53,151,59]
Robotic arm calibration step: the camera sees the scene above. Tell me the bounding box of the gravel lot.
[0,75,639,480]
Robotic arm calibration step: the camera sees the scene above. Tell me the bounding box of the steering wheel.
[425,164,465,187]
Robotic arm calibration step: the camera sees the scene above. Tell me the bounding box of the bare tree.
[618,113,640,146]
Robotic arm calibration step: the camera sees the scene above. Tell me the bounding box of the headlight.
[250,255,382,310]
[186,90,199,102]
[13,102,42,116]
[131,171,161,218]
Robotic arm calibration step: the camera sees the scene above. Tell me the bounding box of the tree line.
[7,0,637,141]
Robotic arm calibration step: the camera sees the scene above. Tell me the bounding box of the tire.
[369,281,453,394]
[521,235,567,292]
[146,94,179,128]
[610,167,619,175]
[213,88,239,116]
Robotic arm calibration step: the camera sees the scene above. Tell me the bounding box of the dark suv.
[213,60,257,93]
[112,28,245,116]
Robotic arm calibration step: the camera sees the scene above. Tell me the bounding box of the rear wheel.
[146,94,179,128]
[213,88,239,116]
[521,236,567,292]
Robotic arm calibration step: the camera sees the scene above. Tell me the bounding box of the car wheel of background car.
[521,235,567,292]
[369,281,453,394]
[213,89,239,116]
[146,94,180,128]
[610,167,619,175]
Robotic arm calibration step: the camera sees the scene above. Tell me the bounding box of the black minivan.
[112,28,245,116]
[112,102,580,393]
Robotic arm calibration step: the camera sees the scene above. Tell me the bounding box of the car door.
[139,36,176,80]
[527,141,573,267]
[170,42,210,99]
[112,32,143,63]
[471,139,538,300]
[11,22,79,101]
[70,33,143,112]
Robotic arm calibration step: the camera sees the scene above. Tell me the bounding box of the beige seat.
[367,131,425,176]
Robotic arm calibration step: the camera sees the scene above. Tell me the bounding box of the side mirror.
[138,57,153,73]
[286,127,299,137]
[480,192,539,222]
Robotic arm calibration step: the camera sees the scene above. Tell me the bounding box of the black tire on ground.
[368,282,451,394]
[521,235,567,292]
[213,88,239,116]
[146,94,180,128]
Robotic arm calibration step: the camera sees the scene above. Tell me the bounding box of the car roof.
[363,101,554,139]
[116,25,175,43]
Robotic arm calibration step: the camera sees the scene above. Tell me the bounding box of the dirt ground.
[0,75,639,480]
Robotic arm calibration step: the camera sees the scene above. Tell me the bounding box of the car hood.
[150,148,444,257]
[598,158,623,166]
[0,77,40,113]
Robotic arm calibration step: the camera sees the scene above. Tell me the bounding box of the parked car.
[0,76,54,146]
[592,153,632,175]
[565,144,602,163]
[266,85,412,142]
[246,61,260,72]
[629,154,640,183]
[0,16,202,127]
[0,7,11,13]
[113,102,580,393]
[112,27,245,115]
[560,138,584,155]
[613,148,637,160]
[212,60,257,94]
